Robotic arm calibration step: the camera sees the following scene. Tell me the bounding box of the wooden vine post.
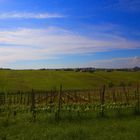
[100,85,105,117]
[112,88,116,103]
[57,85,62,121]
[31,89,36,121]
[137,83,139,106]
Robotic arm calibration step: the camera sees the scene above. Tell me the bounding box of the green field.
[0,70,140,140]
[0,70,140,92]
[1,111,140,140]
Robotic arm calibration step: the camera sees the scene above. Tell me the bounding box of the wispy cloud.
[118,0,140,12]
[116,0,140,12]
[0,12,64,19]
[0,26,140,65]
[0,0,8,2]
[85,56,140,68]
[106,0,140,12]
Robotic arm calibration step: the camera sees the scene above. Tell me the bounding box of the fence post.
[123,85,129,104]
[45,91,48,106]
[88,91,91,103]
[100,85,105,117]
[134,84,140,114]
[20,92,23,104]
[57,85,62,121]
[0,92,6,105]
[31,89,36,121]
[27,92,30,106]
[137,83,139,106]
[74,90,77,103]
[112,88,116,103]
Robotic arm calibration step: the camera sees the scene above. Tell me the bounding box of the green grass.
[0,70,140,140]
[0,70,140,92]
[0,111,140,140]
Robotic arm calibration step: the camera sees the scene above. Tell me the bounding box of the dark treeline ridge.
[1,66,140,72]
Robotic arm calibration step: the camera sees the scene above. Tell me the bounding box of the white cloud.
[86,56,140,68]
[0,27,140,66]
[0,12,64,19]
[107,0,140,12]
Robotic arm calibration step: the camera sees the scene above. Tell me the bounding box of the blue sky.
[0,0,140,69]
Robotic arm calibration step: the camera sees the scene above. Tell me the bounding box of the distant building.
[78,67,95,72]
[132,66,140,71]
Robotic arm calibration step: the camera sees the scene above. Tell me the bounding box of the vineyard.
[0,83,140,121]
[1,70,140,139]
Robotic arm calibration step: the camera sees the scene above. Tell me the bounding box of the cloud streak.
[111,0,140,12]
[118,0,140,11]
[0,26,140,66]
[85,56,140,68]
[0,12,64,19]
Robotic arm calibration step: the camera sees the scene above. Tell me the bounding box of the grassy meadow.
[0,70,140,92]
[1,110,140,140]
[0,69,140,140]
